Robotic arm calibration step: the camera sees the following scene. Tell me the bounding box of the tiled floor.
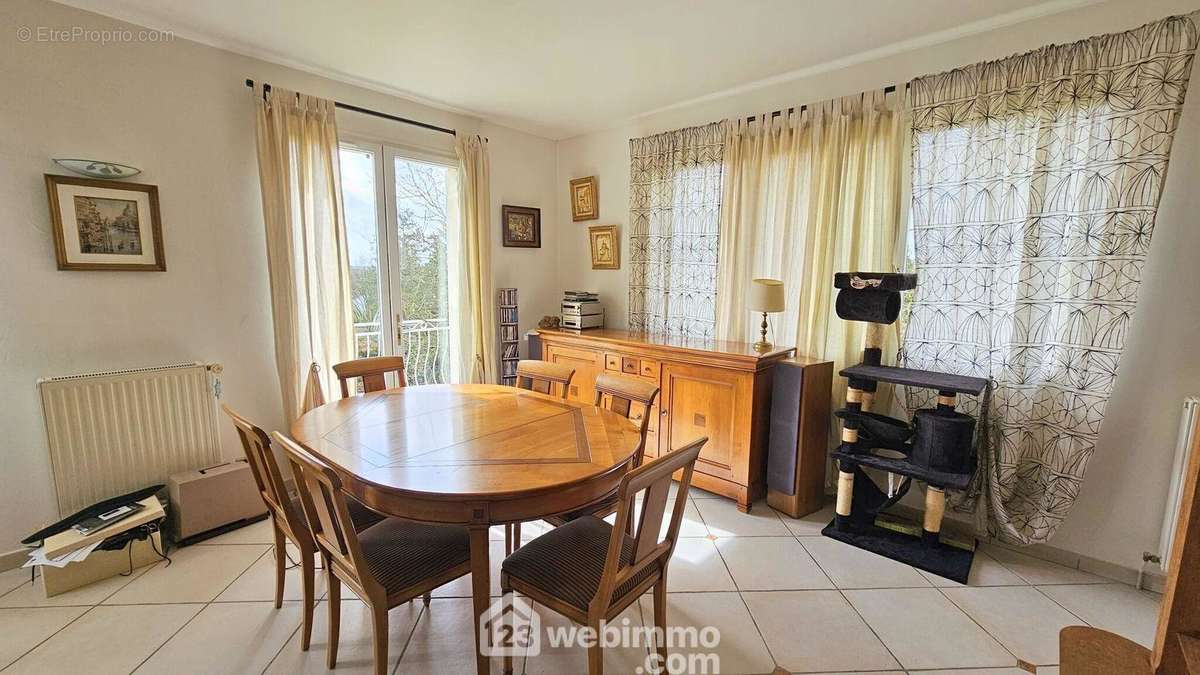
[0,492,1159,674]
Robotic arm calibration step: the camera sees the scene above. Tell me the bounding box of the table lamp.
[748,278,785,351]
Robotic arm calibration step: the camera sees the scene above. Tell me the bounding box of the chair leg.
[587,619,604,675]
[501,574,514,675]
[300,548,316,650]
[422,592,432,607]
[512,522,522,552]
[504,524,512,556]
[653,579,669,671]
[370,604,389,675]
[271,523,286,609]
[326,566,341,669]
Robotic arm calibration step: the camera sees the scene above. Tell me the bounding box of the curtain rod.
[743,82,907,124]
[245,79,457,137]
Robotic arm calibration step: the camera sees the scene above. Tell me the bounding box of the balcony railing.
[352,318,450,386]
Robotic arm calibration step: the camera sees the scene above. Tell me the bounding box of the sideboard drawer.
[605,353,622,372]
[621,357,639,375]
[640,359,660,380]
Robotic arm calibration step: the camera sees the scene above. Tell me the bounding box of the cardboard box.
[168,460,267,542]
[41,531,163,597]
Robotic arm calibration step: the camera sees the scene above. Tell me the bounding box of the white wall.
[555,0,1200,569]
[0,0,559,555]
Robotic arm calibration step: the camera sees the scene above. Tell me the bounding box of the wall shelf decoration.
[498,288,519,385]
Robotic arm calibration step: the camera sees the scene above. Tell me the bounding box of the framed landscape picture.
[44,174,165,271]
[569,175,598,221]
[588,224,619,269]
[501,204,541,248]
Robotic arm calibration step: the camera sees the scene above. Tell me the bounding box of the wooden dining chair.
[1059,416,1200,674]
[221,405,385,651]
[500,437,707,675]
[507,373,661,555]
[332,356,407,398]
[274,432,472,675]
[515,359,576,399]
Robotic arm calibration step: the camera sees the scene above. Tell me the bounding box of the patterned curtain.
[903,12,1198,544]
[628,122,727,337]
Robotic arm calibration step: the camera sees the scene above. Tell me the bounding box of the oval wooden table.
[291,383,643,675]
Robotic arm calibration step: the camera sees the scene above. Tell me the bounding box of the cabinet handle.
[660,408,668,416]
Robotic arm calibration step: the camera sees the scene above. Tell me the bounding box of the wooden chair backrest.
[333,356,406,398]
[590,437,706,617]
[515,360,575,399]
[1154,415,1200,674]
[595,373,660,467]
[273,431,372,590]
[222,405,305,541]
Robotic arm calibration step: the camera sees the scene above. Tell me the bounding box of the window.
[340,141,459,385]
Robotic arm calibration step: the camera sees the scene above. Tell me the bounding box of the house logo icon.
[480,593,541,657]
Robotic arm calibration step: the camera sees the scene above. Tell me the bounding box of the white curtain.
[449,134,497,384]
[253,86,353,423]
[715,91,905,398]
[902,12,1199,544]
[628,123,727,338]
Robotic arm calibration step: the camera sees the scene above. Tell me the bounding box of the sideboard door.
[660,362,751,482]
[543,344,603,403]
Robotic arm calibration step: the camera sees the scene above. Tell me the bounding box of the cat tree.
[822,272,988,583]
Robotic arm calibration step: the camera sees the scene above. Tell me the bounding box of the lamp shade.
[748,278,785,312]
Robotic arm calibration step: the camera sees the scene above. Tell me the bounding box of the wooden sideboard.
[534,328,794,512]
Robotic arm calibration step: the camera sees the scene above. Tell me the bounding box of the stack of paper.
[24,540,104,568]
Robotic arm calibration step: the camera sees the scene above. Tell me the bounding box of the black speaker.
[765,358,833,517]
[526,331,542,360]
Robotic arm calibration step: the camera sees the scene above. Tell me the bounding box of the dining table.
[290,382,643,675]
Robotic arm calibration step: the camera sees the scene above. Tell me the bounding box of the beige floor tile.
[216,544,327,603]
[845,588,1013,670]
[943,585,1083,665]
[432,540,506,598]
[983,545,1108,585]
[0,606,88,669]
[264,599,423,674]
[0,565,149,608]
[105,544,268,604]
[196,517,275,545]
[638,591,774,675]
[686,485,723,499]
[0,568,35,597]
[664,538,736,592]
[6,604,201,675]
[800,537,931,589]
[919,669,1040,674]
[716,537,832,591]
[669,499,710,538]
[522,601,650,675]
[693,498,790,537]
[919,551,1027,587]
[394,598,507,674]
[1038,583,1161,648]
[742,590,899,673]
[135,601,303,674]
[779,503,836,537]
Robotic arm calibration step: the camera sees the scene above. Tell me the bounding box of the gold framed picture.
[588,225,619,270]
[569,176,598,221]
[44,174,165,271]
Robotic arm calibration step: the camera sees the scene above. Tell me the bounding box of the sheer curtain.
[253,86,353,423]
[449,134,497,384]
[715,91,905,391]
[903,12,1199,544]
[628,122,727,338]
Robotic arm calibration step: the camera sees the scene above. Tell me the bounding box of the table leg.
[469,524,491,675]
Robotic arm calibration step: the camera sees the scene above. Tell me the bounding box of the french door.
[339,139,459,385]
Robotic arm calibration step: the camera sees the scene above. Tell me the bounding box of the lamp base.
[754,312,773,352]
[753,340,774,352]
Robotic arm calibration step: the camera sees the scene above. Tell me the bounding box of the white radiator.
[38,362,223,516]
[1159,396,1200,572]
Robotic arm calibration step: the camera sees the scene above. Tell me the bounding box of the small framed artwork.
[501,205,541,248]
[588,225,619,270]
[569,176,598,221]
[44,174,165,271]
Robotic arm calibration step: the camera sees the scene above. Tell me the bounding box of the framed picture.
[501,205,541,248]
[44,174,165,271]
[569,176,598,221]
[588,225,619,270]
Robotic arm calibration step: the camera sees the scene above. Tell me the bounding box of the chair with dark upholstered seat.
[275,432,472,675]
[222,405,385,651]
[500,437,706,675]
[332,355,407,397]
